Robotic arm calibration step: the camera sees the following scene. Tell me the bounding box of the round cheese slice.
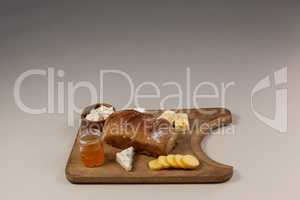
[166,154,177,168]
[181,155,200,169]
[158,156,170,168]
[174,154,186,169]
[148,159,164,170]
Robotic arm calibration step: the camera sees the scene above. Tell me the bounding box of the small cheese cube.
[175,113,189,131]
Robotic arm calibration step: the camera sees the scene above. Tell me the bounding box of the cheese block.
[116,147,135,171]
[175,113,190,131]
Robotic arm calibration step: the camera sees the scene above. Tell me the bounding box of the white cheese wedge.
[116,147,135,171]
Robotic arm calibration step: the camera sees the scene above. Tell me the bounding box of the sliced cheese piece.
[148,159,164,170]
[182,155,200,169]
[175,113,189,131]
[149,154,200,171]
[166,154,177,168]
[116,147,135,171]
[158,156,171,168]
[174,154,186,168]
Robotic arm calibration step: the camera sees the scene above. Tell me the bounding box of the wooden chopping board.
[65,108,233,184]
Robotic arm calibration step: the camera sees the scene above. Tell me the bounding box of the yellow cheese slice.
[181,155,200,169]
[174,154,186,168]
[148,159,164,170]
[158,156,171,168]
[166,154,177,168]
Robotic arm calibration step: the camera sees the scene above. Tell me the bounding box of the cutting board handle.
[190,108,233,182]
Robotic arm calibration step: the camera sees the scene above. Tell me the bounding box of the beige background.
[0,1,299,199]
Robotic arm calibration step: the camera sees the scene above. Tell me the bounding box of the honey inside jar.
[79,133,104,167]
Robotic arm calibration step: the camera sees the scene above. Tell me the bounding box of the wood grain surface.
[65,108,233,184]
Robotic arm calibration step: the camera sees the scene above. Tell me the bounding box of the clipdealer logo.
[251,67,288,133]
[13,66,288,133]
[13,68,235,128]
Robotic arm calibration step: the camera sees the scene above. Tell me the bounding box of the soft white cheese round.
[85,105,114,121]
[85,113,101,121]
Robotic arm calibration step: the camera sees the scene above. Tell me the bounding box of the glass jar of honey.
[79,128,104,167]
